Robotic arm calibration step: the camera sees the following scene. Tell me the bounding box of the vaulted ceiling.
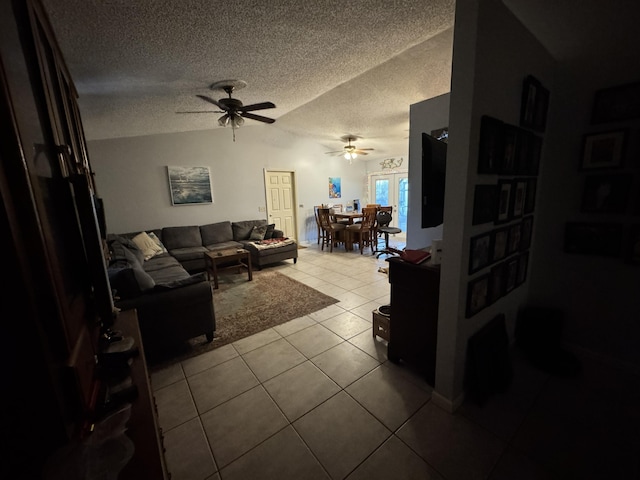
[40,0,640,159]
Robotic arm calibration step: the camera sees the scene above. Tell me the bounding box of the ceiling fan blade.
[355,151,370,155]
[196,94,228,111]
[324,151,344,155]
[176,110,224,114]
[242,112,276,124]
[356,148,375,151]
[240,102,276,112]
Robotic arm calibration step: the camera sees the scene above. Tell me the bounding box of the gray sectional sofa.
[106,219,297,355]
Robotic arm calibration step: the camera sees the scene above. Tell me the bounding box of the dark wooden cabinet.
[1,1,166,477]
[387,257,440,387]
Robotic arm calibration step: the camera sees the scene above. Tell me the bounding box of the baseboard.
[431,390,465,413]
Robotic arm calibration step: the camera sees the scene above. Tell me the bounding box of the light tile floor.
[150,239,640,480]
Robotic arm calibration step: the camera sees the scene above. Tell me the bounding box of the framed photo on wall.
[520,215,534,251]
[591,80,640,124]
[581,174,632,213]
[478,115,504,174]
[472,184,498,225]
[488,262,506,304]
[564,222,623,256]
[510,180,527,218]
[505,257,519,293]
[524,177,537,214]
[501,124,519,174]
[469,231,492,274]
[580,130,627,170]
[491,226,509,263]
[495,179,513,224]
[507,222,522,255]
[466,274,490,318]
[520,75,550,132]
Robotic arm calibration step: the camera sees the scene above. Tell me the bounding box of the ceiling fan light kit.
[325,135,374,163]
[189,79,275,141]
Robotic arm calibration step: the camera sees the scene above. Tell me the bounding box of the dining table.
[332,212,364,251]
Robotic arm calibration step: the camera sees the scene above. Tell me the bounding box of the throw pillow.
[249,225,268,241]
[147,231,168,253]
[264,223,276,239]
[132,231,164,260]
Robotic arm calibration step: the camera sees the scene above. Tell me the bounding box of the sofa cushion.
[169,246,209,263]
[200,221,234,245]
[147,231,168,253]
[232,220,267,241]
[162,225,203,250]
[206,241,244,252]
[147,264,191,284]
[154,272,208,291]
[142,253,182,272]
[249,224,268,240]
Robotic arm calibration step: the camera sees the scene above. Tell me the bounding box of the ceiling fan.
[325,135,374,163]
[180,79,276,141]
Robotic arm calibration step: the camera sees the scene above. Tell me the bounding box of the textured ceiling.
[41,0,456,158]
[40,0,640,158]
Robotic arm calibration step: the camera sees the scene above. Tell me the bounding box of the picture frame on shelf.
[466,274,491,318]
[524,132,542,176]
[564,222,623,256]
[472,184,498,225]
[516,251,529,286]
[510,179,527,219]
[520,75,550,132]
[524,177,537,214]
[520,215,534,251]
[495,179,513,224]
[469,231,493,274]
[488,262,506,304]
[581,174,632,214]
[591,80,640,124]
[478,115,504,174]
[580,129,627,170]
[491,226,509,263]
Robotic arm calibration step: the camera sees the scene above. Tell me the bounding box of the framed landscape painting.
[580,130,627,170]
[167,166,213,205]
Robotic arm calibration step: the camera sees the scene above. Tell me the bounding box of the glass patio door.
[370,173,409,233]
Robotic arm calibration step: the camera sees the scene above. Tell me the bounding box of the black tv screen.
[422,132,447,228]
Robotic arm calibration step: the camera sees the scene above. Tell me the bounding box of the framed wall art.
[510,180,527,219]
[524,177,537,214]
[564,222,623,256]
[495,179,513,224]
[466,273,490,318]
[591,80,640,124]
[581,174,632,214]
[488,262,506,304]
[472,184,497,225]
[504,257,519,293]
[491,226,509,263]
[329,177,341,198]
[167,166,213,205]
[580,130,627,170]
[478,115,503,174]
[507,222,522,256]
[520,75,549,132]
[501,124,519,174]
[520,215,534,251]
[469,231,492,274]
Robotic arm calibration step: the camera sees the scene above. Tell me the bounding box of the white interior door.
[370,173,409,234]
[264,170,297,239]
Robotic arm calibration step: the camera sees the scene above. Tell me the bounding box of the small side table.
[372,309,390,341]
[204,249,252,289]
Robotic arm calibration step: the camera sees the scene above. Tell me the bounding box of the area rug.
[147,270,338,369]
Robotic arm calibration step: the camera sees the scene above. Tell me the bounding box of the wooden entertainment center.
[1,1,167,477]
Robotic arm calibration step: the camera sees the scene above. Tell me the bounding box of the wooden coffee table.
[204,248,252,289]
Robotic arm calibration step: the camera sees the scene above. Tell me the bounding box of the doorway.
[264,170,298,240]
[369,173,409,234]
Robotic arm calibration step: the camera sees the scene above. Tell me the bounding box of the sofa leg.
[293,258,297,264]
[205,332,214,343]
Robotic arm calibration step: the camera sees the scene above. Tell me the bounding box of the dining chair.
[313,205,325,245]
[317,207,346,252]
[345,207,377,254]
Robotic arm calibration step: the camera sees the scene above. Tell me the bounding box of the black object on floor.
[516,306,581,377]
[465,313,513,405]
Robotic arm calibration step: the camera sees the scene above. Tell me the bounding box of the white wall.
[434,0,556,408]
[406,93,450,249]
[88,126,367,243]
